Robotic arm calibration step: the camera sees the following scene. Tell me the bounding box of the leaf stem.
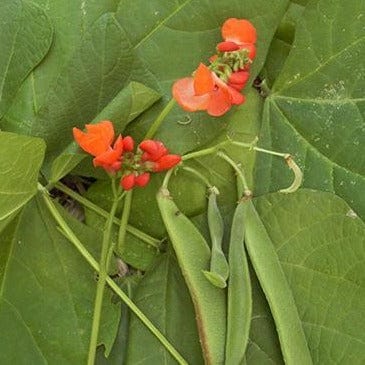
[54,182,161,248]
[216,152,252,197]
[87,178,119,365]
[38,183,188,365]
[144,99,176,139]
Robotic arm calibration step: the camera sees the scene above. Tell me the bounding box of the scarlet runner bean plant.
[1,3,364,365]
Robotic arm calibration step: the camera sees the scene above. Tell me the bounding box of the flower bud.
[135,172,150,187]
[139,140,168,161]
[153,155,181,172]
[122,136,134,152]
[229,71,249,84]
[217,41,240,52]
[120,173,135,190]
[139,140,158,154]
[113,135,124,155]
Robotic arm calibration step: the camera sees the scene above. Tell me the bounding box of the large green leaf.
[255,0,365,219]
[0,0,53,119]
[126,253,203,364]
[3,0,118,128]
[0,196,120,364]
[0,132,45,230]
[251,190,365,364]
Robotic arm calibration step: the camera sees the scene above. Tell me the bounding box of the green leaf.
[0,132,45,229]
[0,196,120,364]
[96,274,142,365]
[255,0,365,219]
[126,253,203,364]
[0,0,53,119]
[50,154,87,184]
[3,0,119,130]
[251,189,365,363]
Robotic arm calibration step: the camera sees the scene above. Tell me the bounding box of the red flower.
[73,121,134,173]
[172,63,244,117]
[73,121,182,191]
[221,18,257,60]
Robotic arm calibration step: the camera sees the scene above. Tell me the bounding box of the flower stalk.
[87,178,119,365]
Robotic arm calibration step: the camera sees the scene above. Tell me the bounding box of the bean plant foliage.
[0,0,364,364]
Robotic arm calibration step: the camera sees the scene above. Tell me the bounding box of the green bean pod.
[225,199,252,365]
[157,187,226,365]
[203,188,229,289]
[242,198,312,365]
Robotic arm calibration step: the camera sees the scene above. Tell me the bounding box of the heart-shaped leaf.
[255,0,365,220]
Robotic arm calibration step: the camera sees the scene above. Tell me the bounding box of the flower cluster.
[73,121,181,190]
[172,18,257,116]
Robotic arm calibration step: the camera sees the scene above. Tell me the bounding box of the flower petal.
[221,18,257,45]
[73,120,115,156]
[207,87,232,117]
[193,63,215,95]
[73,128,107,156]
[227,86,246,105]
[172,77,210,112]
[93,148,121,169]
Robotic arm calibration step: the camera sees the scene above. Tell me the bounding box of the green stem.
[181,166,213,188]
[162,168,174,189]
[88,180,119,365]
[117,190,133,255]
[38,184,188,365]
[216,152,251,197]
[144,99,176,139]
[182,141,229,161]
[54,182,161,248]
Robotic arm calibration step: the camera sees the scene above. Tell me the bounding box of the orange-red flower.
[172,63,245,117]
[73,121,133,173]
[221,18,257,60]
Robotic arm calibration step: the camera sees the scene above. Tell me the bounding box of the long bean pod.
[225,199,252,365]
[157,187,226,365]
[242,198,312,365]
